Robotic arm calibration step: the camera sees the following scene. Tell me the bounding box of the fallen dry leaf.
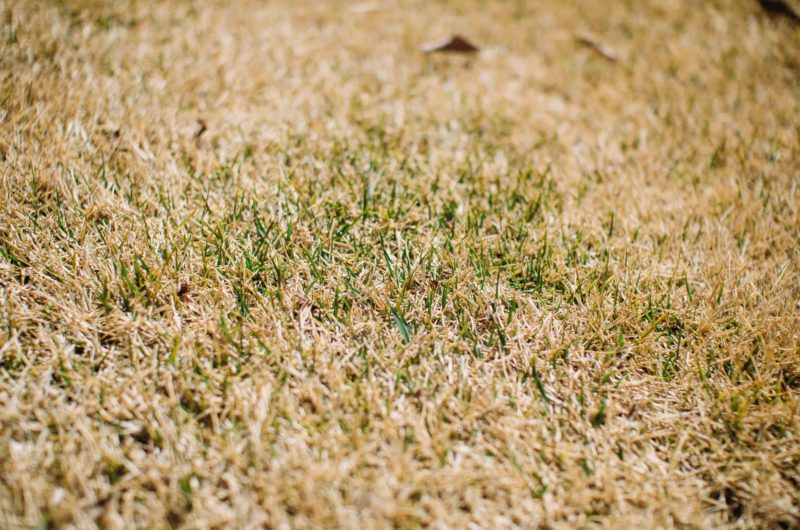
[757,0,800,24]
[194,119,208,139]
[421,34,480,54]
[577,34,618,63]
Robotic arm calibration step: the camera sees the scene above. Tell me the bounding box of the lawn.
[1,0,799,527]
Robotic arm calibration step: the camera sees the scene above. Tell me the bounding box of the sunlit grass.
[1,0,799,527]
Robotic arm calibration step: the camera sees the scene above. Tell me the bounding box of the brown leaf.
[577,34,618,63]
[757,0,800,24]
[194,119,207,139]
[421,34,480,54]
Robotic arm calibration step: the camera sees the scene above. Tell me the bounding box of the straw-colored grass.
[1,0,799,528]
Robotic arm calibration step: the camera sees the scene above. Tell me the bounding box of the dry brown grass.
[1,0,799,528]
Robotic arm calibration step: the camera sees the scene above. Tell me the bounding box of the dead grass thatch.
[1,0,799,528]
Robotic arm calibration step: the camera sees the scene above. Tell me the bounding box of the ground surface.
[1,0,799,528]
